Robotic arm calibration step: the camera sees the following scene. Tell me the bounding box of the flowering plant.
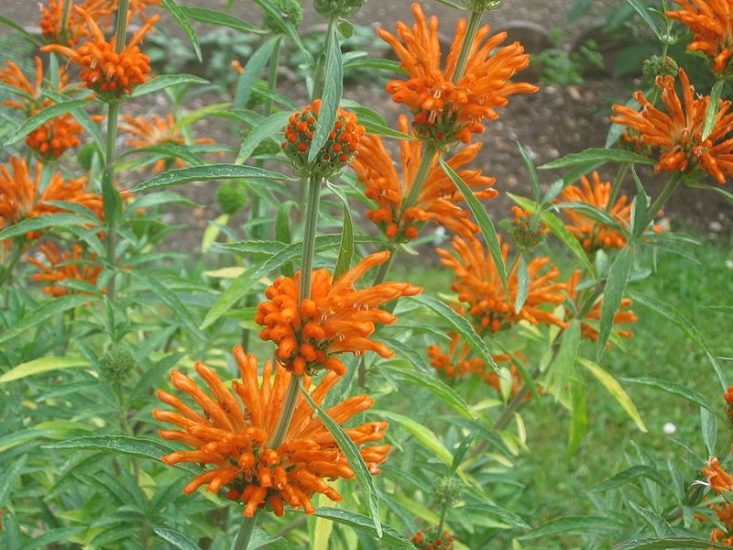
[0,0,730,548]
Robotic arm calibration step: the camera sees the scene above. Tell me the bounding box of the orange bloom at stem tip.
[379,3,538,144]
[26,242,102,297]
[256,251,422,376]
[559,171,631,252]
[119,114,213,173]
[666,0,733,74]
[0,157,102,235]
[40,0,114,45]
[0,58,82,159]
[153,346,390,518]
[41,7,158,98]
[281,99,364,177]
[412,529,455,550]
[704,457,733,495]
[437,235,567,333]
[351,115,496,241]
[610,69,733,185]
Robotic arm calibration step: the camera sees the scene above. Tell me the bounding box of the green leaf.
[547,320,581,400]
[626,0,662,39]
[234,36,281,110]
[152,527,202,550]
[701,407,718,456]
[440,157,508,291]
[0,455,26,505]
[517,142,541,202]
[540,148,655,170]
[579,358,647,432]
[130,272,205,340]
[311,509,412,548]
[514,255,529,314]
[508,194,595,274]
[308,24,343,163]
[597,246,633,358]
[459,503,530,529]
[300,389,382,538]
[329,184,354,279]
[591,465,659,492]
[0,212,97,240]
[0,356,89,384]
[359,120,418,141]
[133,164,286,192]
[131,74,208,98]
[235,111,290,164]
[0,15,43,45]
[520,515,625,539]
[376,410,452,465]
[382,364,476,420]
[409,294,497,371]
[703,81,724,141]
[613,536,733,549]
[4,99,89,145]
[628,290,727,390]
[253,0,311,62]
[177,6,265,34]
[621,377,719,414]
[0,294,89,345]
[44,435,176,461]
[568,378,587,457]
[162,0,202,61]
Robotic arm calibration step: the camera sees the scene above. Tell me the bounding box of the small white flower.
[663,422,676,435]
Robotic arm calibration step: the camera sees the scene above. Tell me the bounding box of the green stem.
[452,9,483,83]
[61,0,73,37]
[607,164,629,208]
[299,175,322,301]
[0,238,23,289]
[402,143,437,213]
[646,173,681,227]
[268,375,302,448]
[435,499,449,539]
[493,384,532,430]
[233,513,260,550]
[263,36,282,119]
[104,101,120,301]
[114,0,130,51]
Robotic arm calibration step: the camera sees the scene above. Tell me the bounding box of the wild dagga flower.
[0,58,82,159]
[666,0,733,74]
[703,457,733,545]
[566,271,638,342]
[281,99,364,177]
[26,242,101,297]
[559,171,632,252]
[437,236,567,332]
[351,115,497,240]
[611,69,733,184]
[256,252,421,376]
[42,7,159,99]
[427,332,526,396]
[0,157,102,232]
[411,529,455,550]
[39,0,114,45]
[153,346,390,517]
[378,3,538,144]
[510,206,547,254]
[119,114,213,172]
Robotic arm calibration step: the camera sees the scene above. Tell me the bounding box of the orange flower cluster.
[666,0,733,74]
[42,7,158,98]
[559,172,631,251]
[427,332,525,396]
[256,252,422,376]
[26,242,101,297]
[567,271,638,342]
[153,346,390,517]
[0,157,102,233]
[378,3,538,144]
[411,529,455,550]
[704,457,733,545]
[352,115,496,240]
[611,70,733,184]
[437,236,567,333]
[0,58,82,159]
[40,0,114,45]
[120,114,213,172]
[281,99,364,177]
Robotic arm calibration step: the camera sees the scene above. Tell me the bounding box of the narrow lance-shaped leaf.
[621,376,721,415]
[540,148,655,170]
[517,142,541,202]
[376,410,452,466]
[152,527,202,550]
[177,6,265,34]
[300,389,382,538]
[328,182,354,278]
[0,294,89,345]
[626,0,662,39]
[514,255,529,313]
[568,378,588,458]
[131,74,209,98]
[234,36,281,110]
[0,356,89,384]
[0,213,96,241]
[311,509,412,548]
[703,79,724,143]
[4,99,89,145]
[162,0,202,61]
[236,111,290,164]
[597,246,633,359]
[308,23,343,163]
[440,156,508,291]
[133,164,287,192]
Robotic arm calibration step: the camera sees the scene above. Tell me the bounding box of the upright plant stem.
[233,513,259,550]
[61,0,73,35]
[299,174,322,301]
[402,144,438,213]
[647,173,681,227]
[452,9,483,83]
